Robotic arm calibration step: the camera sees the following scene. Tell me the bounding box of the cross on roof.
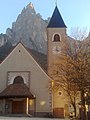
[55,0,58,6]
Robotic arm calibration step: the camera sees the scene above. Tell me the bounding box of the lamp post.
[84,92,88,120]
[79,103,82,120]
[85,92,90,120]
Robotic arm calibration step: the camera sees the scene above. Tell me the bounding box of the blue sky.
[0,0,90,35]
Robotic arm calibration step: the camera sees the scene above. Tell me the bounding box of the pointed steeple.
[47,6,67,28]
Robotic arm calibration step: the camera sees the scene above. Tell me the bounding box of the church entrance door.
[12,100,25,114]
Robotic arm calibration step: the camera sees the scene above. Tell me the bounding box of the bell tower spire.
[47,5,66,28]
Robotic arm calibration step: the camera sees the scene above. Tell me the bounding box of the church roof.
[47,6,66,28]
[0,83,35,99]
[0,42,47,71]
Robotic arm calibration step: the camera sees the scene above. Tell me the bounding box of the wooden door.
[12,101,24,114]
[53,108,64,118]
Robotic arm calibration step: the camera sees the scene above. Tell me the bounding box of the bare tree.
[70,27,88,41]
[51,54,81,116]
[50,28,90,119]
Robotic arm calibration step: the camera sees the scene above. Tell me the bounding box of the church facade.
[0,5,81,118]
[0,43,52,116]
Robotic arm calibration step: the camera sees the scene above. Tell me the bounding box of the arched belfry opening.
[53,34,60,42]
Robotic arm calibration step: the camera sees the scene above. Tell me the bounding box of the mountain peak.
[5,2,48,54]
[26,2,34,9]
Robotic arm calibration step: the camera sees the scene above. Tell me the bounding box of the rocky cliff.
[0,3,48,54]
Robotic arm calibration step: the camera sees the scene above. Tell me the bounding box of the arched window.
[13,76,24,84]
[53,34,60,42]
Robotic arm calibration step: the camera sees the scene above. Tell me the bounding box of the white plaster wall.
[0,43,52,113]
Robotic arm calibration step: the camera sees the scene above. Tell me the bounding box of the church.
[0,4,78,118]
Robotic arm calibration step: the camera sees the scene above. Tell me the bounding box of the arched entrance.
[12,76,25,114]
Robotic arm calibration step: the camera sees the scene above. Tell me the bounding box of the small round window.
[53,34,61,42]
[58,91,62,96]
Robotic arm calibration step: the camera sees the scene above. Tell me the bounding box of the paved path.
[0,117,70,120]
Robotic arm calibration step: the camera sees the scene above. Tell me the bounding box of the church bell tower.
[47,5,67,74]
[47,5,68,118]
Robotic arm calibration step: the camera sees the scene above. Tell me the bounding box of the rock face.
[1,3,48,54]
[0,34,9,47]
